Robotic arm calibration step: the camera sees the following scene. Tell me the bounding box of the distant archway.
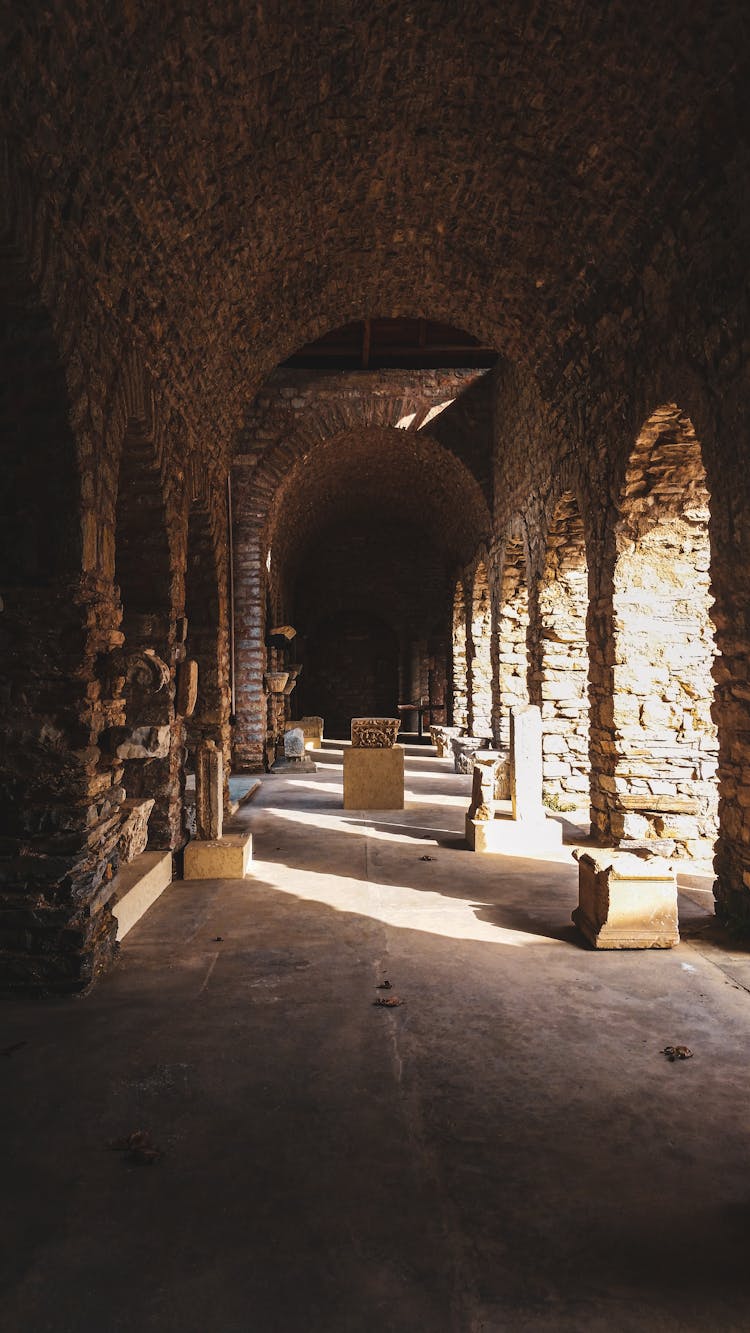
[610,405,718,858]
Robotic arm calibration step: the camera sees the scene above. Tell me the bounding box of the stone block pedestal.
[109,850,173,941]
[184,832,254,880]
[343,745,405,809]
[572,849,679,948]
[465,812,563,855]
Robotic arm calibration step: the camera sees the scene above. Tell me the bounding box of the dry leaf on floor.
[419,855,434,861]
[373,996,404,1008]
[661,1045,693,1061]
[2,1041,27,1057]
[108,1129,164,1164]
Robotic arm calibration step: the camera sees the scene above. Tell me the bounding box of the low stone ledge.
[104,850,173,941]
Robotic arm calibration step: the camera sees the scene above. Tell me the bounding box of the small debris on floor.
[213,936,223,942]
[419,855,434,861]
[661,1045,693,1061]
[373,996,404,1008]
[107,1130,164,1164]
[2,1041,27,1058]
[376,980,392,990]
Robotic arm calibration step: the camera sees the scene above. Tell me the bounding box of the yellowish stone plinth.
[343,745,405,810]
[183,832,253,880]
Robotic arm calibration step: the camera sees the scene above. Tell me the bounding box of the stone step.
[108,850,173,941]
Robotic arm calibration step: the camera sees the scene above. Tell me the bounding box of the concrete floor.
[3,744,750,1332]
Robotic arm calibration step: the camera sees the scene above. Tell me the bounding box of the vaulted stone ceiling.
[3,1,748,447]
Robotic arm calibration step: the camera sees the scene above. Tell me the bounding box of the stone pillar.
[196,740,223,840]
[510,704,543,821]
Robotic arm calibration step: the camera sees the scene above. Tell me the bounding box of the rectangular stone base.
[343,745,405,810]
[572,850,679,949]
[465,812,563,854]
[110,850,173,941]
[183,832,253,880]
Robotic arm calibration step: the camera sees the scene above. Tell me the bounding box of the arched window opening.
[539,494,590,806]
[496,531,530,749]
[451,580,468,730]
[612,406,718,860]
[469,561,493,738]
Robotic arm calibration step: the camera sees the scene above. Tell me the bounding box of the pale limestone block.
[284,727,305,759]
[468,763,495,822]
[110,850,173,940]
[184,832,253,880]
[510,705,543,821]
[572,849,679,949]
[343,746,404,809]
[466,810,563,854]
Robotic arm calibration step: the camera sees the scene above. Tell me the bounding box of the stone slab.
[465,812,563,854]
[572,849,679,949]
[110,850,173,941]
[343,745,405,809]
[183,832,254,880]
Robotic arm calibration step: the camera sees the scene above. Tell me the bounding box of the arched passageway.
[537,494,590,805]
[495,527,530,749]
[468,561,493,738]
[235,419,490,761]
[608,406,719,859]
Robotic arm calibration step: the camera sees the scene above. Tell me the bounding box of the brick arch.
[591,404,718,860]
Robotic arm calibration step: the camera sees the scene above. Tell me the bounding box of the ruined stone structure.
[1,3,750,987]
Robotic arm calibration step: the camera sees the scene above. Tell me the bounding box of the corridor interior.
[2,742,749,1333]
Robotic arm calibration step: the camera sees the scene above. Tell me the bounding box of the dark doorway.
[302,612,399,738]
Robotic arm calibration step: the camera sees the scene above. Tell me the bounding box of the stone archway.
[538,493,590,805]
[451,579,469,730]
[114,428,178,848]
[468,559,492,738]
[609,405,718,859]
[495,525,530,749]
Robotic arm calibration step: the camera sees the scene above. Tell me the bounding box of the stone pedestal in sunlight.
[184,831,254,880]
[465,706,562,854]
[343,746,405,809]
[572,849,679,948]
